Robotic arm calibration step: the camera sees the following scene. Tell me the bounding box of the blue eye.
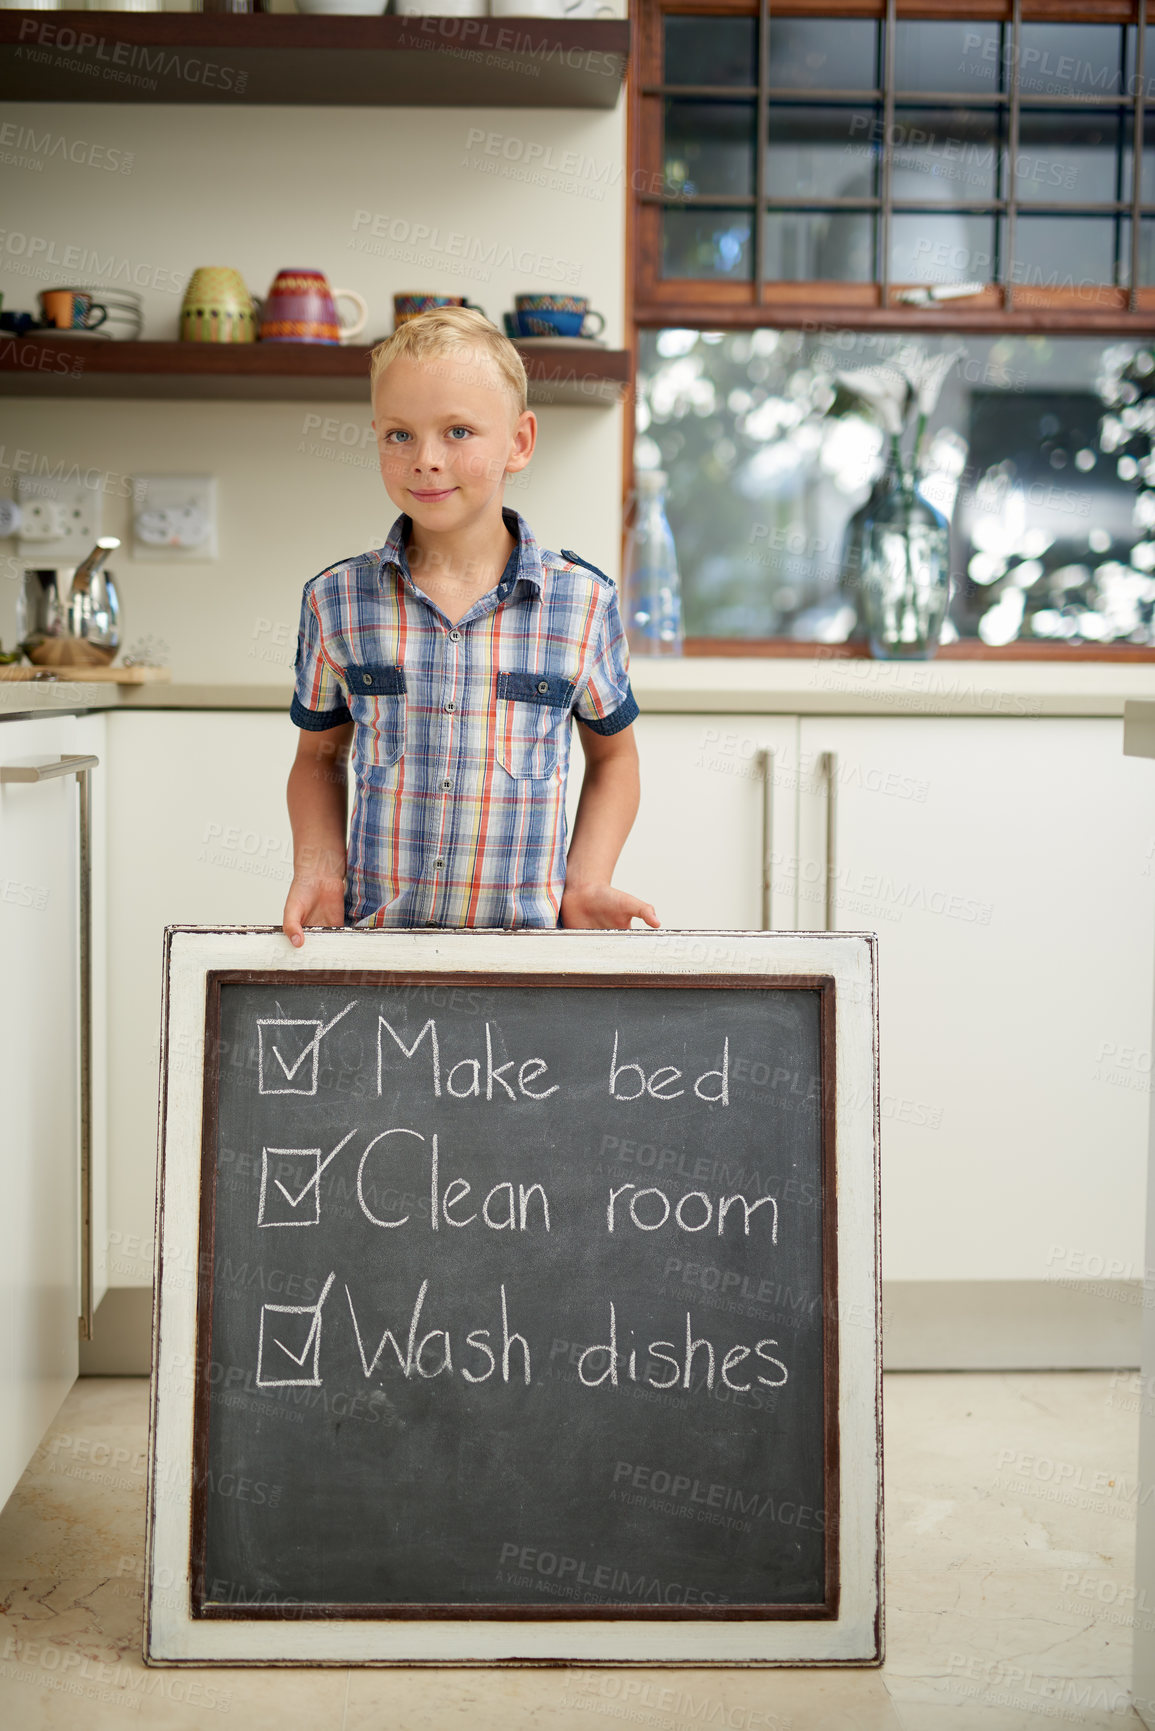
[383,429,410,444]
[449,426,471,440]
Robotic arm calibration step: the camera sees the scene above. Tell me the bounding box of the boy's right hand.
[282,875,346,948]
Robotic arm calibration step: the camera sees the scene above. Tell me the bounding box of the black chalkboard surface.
[191,969,837,1621]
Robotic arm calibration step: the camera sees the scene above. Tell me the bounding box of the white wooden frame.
[145,926,881,1666]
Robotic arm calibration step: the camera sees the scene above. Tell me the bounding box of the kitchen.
[3,0,1155,1723]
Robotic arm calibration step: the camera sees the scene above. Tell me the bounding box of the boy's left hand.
[559,882,660,930]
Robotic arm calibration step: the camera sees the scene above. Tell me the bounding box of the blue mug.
[504,307,605,339]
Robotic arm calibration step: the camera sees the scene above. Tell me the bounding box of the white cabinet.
[0,712,106,1510]
[107,709,803,1281]
[76,712,109,1318]
[792,717,1155,1284]
[105,710,298,1285]
[101,705,1155,1311]
[619,712,1155,1288]
[613,714,798,930]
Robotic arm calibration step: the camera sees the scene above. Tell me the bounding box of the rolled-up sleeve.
[290,586,352,731]
[573,586,639,736]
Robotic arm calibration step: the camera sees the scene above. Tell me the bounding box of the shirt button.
[537,680,549,694]
[441,778,451,791]
[362,673,373,686]
[444,700,455,713]
[448,629,461,643]
[433,858,444,869]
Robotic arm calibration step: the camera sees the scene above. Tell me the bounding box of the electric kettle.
[19,536,121,667]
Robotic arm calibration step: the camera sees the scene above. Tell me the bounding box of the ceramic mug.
[393,294,487,327]
[504,311,570,337]
[38,289,108,332]
[514,293,605,339]
[180,266,258,344]
[260,270,368,345]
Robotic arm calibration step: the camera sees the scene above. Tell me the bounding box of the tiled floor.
[0,1372,1147,1729]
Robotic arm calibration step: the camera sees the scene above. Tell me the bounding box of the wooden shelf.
[0,338,631,407]
[0,10,628,106]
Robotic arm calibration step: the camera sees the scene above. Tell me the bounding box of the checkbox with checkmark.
[258,1149,323,1228]
[256,1131,355,1229]
[255,1273,335,1389]
[258,1018,325,1096]
[257,1001,357,1096]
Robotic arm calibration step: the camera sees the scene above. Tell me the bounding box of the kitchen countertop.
[626,656,1155,718]
[0,680,121,720]
[2,657,1155,720]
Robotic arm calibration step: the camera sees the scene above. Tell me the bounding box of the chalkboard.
[146,928,880,1666]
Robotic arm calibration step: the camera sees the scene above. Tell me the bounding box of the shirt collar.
[380,507,543,602]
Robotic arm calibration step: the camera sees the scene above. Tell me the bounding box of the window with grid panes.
[633,5,1155,315]
[629,4,1155,651]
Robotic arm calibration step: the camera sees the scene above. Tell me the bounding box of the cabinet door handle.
[819,750,838,931]
[755,748,773,930]
[0,754,100,783]
[1,751,99,1338]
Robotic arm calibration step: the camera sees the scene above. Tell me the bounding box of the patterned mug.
[38,289,108,332]
[180,266,258,344]
[393,294,487,328]
[260,269,368,345]
[514,293,605,339]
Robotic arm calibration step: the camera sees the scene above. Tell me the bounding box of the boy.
[282,307,658,942]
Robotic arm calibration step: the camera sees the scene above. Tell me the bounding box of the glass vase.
[859,467,951,660]
[839,472,892,644]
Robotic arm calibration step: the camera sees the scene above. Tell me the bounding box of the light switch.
[132,475,218,560]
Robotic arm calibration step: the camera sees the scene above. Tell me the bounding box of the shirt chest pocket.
[495,669,575,781]
[346,662,406,770]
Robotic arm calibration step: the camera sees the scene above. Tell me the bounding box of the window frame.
[631,0,1155,328]
[624,0,1155,657]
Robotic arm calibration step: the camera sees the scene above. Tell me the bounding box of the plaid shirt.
[291,507,638,929]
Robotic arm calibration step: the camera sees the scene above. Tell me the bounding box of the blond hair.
[369,306,527,417]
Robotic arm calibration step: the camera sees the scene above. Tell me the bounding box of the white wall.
[0,101,627,681]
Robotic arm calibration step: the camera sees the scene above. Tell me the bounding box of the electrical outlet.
[16,478,101,561]
[132,475,217,560]
[19,498,66,542]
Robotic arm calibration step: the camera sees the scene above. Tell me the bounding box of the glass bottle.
[623,469,684,656]
[859,437,951,660]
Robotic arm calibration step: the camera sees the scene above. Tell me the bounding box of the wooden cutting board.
[0,664,172,683]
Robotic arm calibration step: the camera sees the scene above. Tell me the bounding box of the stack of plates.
[20,286,145,342]
[73,286,143,341]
